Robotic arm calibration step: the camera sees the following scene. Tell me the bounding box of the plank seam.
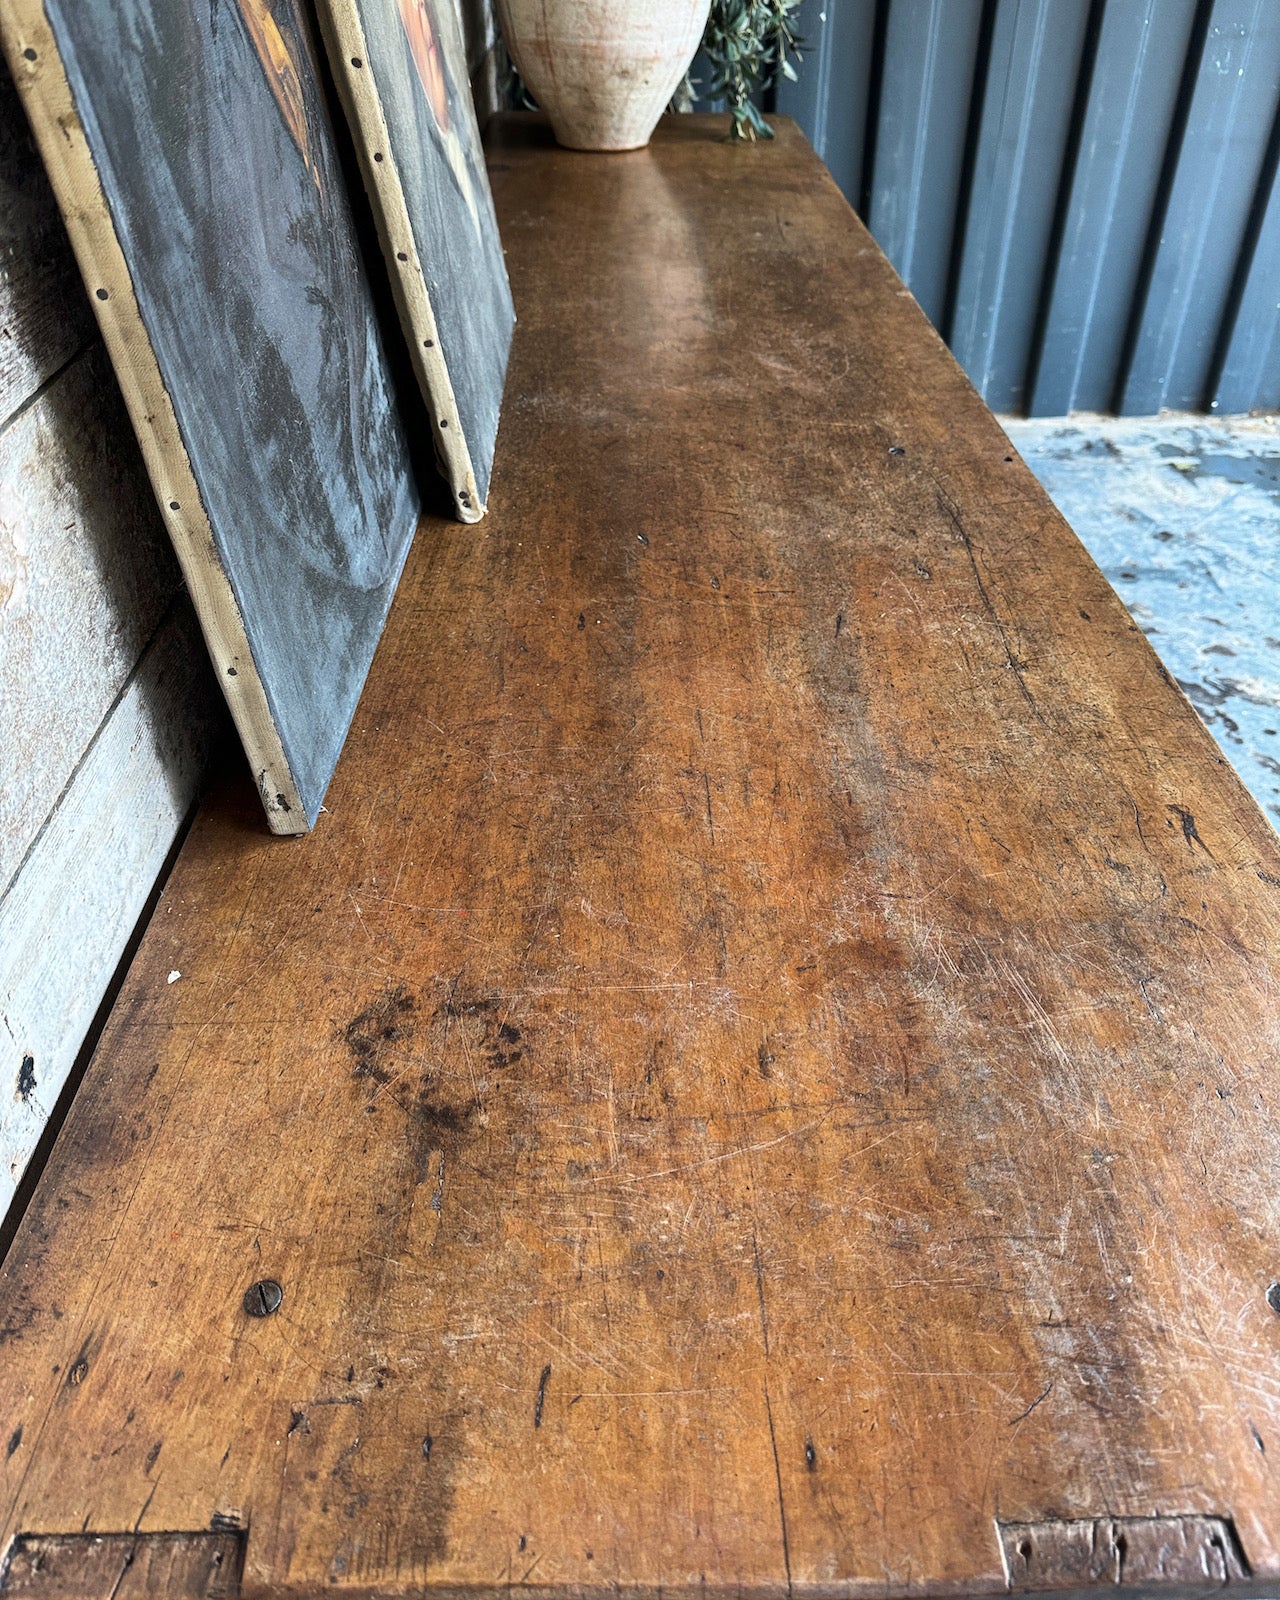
[0,336,94,441]
[0,593,195,910]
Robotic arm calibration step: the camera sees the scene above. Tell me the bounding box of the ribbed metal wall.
[773,0,1280,416]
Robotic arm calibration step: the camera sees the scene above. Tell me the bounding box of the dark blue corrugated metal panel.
[1028,0,1198,415]
[783,0,1280,414]
[947,0,1092,414]
[863,0,985,329]
[1213,119,1280,413]
[774,0,876,202]
[1121,0,1280,412]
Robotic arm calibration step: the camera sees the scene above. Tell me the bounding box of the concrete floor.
[1004,415,1280,834]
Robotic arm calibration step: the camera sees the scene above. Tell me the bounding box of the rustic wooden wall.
[0,54,223,1219]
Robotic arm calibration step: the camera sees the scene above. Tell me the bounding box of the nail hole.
[423,339,434,348]
[227,666,238,676]
[95,288,108,300]
[168,500,180,510]
[350,55,363,67]
[1266,1281,1280,1315]
[373,151,384,162]
[888,444,905,456]
[22,47,36,60]
[396,251,408,261]
[439,418,448,428]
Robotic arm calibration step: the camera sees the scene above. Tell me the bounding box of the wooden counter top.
[3,114,1280,1600]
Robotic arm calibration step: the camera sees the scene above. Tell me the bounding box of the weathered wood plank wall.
[0,0,500,1225]
[0,57,223,1216]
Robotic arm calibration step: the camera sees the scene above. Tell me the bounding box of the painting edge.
[315,0,486,524]
[0,0,310,833]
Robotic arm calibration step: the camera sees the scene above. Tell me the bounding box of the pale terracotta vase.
[497,0,711,152]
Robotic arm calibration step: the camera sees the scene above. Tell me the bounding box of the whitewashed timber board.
[0,57,93,418]
[0,344,184,892]
[316,0,514,520]
[0,602,218,1209]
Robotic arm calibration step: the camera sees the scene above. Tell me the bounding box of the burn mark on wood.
[435,987,522,1070]
[4,1426,20,1460]
[342,985,415,1086]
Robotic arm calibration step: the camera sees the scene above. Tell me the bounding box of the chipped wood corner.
[0,0,307,834]
[313,0,486,525]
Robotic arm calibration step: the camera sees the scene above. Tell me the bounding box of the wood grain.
[0,601,219,1207]
[0,345,183,893]
[0,1530,244,1597]
[0,58,93,421]
[2,115,1280,1599]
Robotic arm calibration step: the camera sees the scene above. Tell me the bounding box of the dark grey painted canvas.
[341,0,514,511]
[43,0,420,826]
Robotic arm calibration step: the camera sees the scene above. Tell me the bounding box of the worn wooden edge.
[314,0,484,523]
[0,0,307,833]
[997,1515,1254,1600]
[0,1528,246,1596]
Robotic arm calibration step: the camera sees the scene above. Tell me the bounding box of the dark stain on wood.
[1,113,1280,1599]
[342,984,416,1087]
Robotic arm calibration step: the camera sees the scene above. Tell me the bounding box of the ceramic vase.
[497,0,711,152]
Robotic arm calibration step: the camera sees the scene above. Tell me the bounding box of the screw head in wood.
[243,1278,283,1317]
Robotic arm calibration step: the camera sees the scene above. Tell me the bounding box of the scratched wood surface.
[3,115,1280,1600]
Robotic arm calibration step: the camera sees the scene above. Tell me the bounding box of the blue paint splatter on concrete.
[1004,416,1280,832]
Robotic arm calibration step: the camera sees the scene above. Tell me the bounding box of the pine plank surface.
[2,115,1280,1599]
